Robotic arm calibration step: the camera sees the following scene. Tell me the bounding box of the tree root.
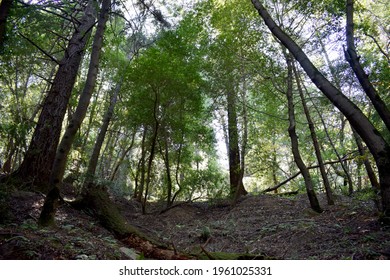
[72,183,190,259]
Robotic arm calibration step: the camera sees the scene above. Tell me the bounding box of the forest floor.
[1,188,390,260]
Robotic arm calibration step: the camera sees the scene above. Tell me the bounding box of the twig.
[202,237,212,248]
[200,245,214,260]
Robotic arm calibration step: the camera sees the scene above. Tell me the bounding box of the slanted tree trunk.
[353,129,381,210]
[293,63,334,205]
[227,90,247,199]
[316,32,355,196]
[285,54,322,213]
[309,81,354,195]
[84,80,120,186]
[79,81,104,165]
[110,130,136,181]
[251,0,390,219]
[345,0,390,132]
[39,0,111,227]
[14,0,97,189]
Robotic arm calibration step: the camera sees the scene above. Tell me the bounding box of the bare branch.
[262,156,356,193]
[18,32,60,64]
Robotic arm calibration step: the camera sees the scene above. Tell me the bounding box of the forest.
[0,0,389,260]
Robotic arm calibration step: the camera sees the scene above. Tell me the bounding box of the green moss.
[195,249,274,260]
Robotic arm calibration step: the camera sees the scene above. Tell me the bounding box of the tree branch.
[262,156,356,193]
[18,32,60,64]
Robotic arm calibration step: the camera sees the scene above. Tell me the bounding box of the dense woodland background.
[0,0,389,259]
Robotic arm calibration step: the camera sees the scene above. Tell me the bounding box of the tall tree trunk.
[271,139,279,194]
[316,32,356,196]
[227,90,247,200]
[39,0,111,227]
[251,0,390,219]
[136,126,148,201]
[285,54,322,213]
[171,133,184,204]
[345,0,390,132]
[14,0,97,189]
[238,76,249,201]
[0,0,12,51]
[84,80,120,187]
[159,127,173,207]
[110,130,136,181]
[293,63,334,205]
[142,92,160,214]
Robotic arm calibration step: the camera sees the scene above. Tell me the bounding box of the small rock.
[119,247,139,260]
[75,254,89,260]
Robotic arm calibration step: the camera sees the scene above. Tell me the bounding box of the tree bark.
[84,79,120,186]
[171,135,184,204]
[39,0,111,227]
[293,63,334,205]
[345,0,390,132]
[142,93,160,214]
[285,54,322,213]
[308,78,354,196]
[353,129,381,210]
[14,0,97,189]
[159,126,173,207]
[251,0,390,219]
[316,32,355,196]
[110,130,136,181]
[227,90,247,199]
[0,0,12,51]
[135,126,148,201]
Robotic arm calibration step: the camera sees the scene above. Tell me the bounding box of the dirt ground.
[1,190,390,259]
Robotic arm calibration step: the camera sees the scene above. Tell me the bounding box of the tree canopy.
[0,0,389,260]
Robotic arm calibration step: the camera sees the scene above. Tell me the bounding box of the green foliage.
[0,0,388,210]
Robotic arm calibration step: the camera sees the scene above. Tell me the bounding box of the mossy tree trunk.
[75,183,189,259]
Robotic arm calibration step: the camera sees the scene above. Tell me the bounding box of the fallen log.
[262,157,355,193]
[72,183,191,260]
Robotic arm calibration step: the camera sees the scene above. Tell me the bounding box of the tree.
[39,0,111,227]
[206,0,269,200]
[293,63,334,205]
[345,0,390,132]
[285,53,322,213]
[0,0,13,50]
[251,0,390,220]
[13,0,97,189]
[84,80,120,187]
[123,22,214,208]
